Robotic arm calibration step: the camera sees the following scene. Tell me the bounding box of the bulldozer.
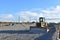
[36,17,49,32]
[36,17,47,28]
[30,17,49,32]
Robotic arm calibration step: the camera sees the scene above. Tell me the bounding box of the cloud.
[18,5,60,23]
[18,11,44,22]
[0,14,14,22]
[0,14,14,19]
[4,14,14,19]
[41,6,60,19]
[0,5,60,23]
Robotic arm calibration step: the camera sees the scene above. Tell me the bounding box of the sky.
[0,0,60,23]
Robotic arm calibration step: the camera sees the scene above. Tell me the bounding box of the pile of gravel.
[0,33,43,40]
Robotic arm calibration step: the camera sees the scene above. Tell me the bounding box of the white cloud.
[0,14,14,19]
[18,11,35,22]
[18,11,44,22]
[0,5,60,23]
[18,5,60,23]
[0,14,14,22]
[42,6,60,19]
[39,5,60,23]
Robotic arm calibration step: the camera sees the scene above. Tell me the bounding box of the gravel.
[0,33,42,40]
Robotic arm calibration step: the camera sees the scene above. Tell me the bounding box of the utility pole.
[18,16,20,23]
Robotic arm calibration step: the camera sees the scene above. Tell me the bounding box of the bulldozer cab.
[39,17,45,22]
[36,17,47,28]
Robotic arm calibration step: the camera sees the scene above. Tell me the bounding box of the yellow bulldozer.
[36,17,49,32]
[36,17,47,28]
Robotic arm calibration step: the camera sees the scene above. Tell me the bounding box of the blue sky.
[0,0,59,13]
[0,0,60,22]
